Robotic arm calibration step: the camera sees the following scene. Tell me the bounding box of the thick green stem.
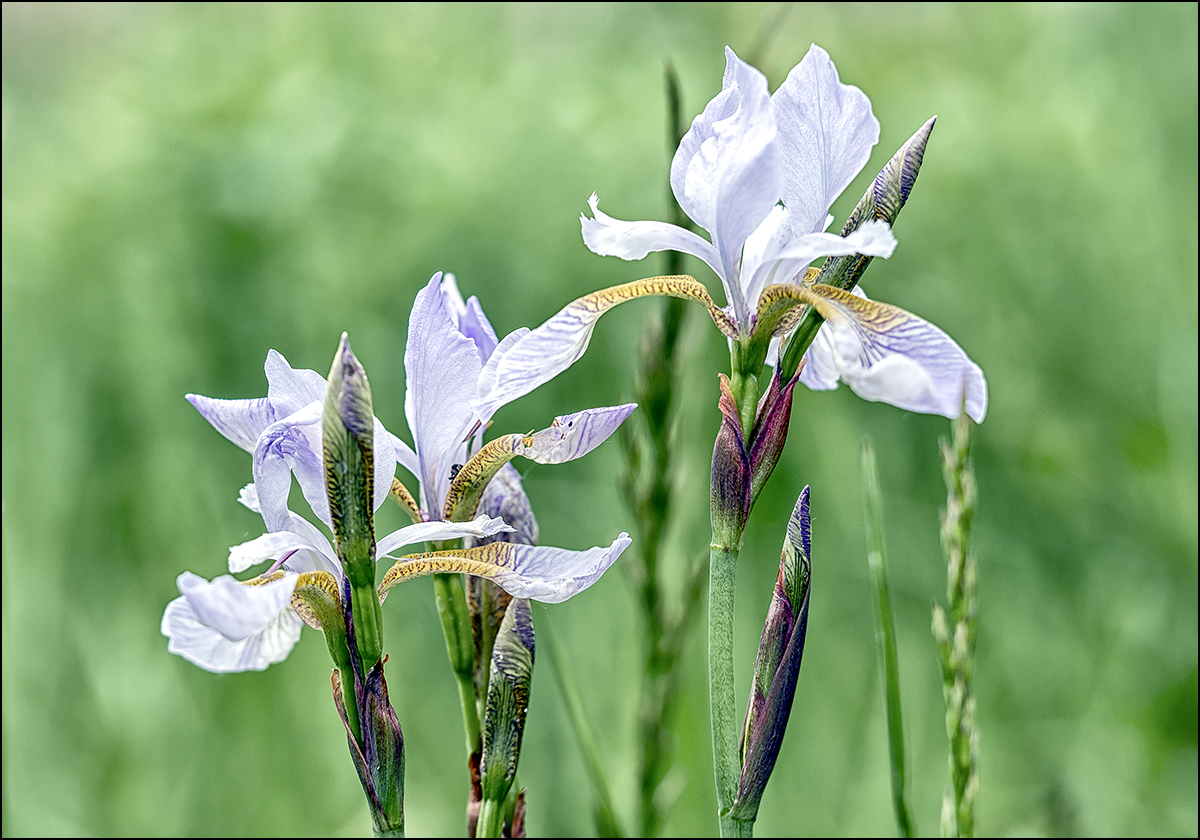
[432,570,480,754]
[709,542,745,836]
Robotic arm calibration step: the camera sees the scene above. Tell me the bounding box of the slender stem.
[708,542,747,837]
[432,570,480,754]
[862,438,916,838]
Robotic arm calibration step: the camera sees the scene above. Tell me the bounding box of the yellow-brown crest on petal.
[572,275,737,338]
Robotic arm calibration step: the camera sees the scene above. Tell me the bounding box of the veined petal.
[519,404,637,464]
[473,275,731,422]
[173,569,300,639]
[162,574,303,673]
[581,193,723,279]
[186,394,277,453]
[775,44,880,239]
[404,272,483,515]
[228,517,339,576]
[744,220,896,314]
[441,272,500,364]
[380,534,632,605]
[671,47,782,315]
[371,417,398,514]
[376,514,514,559]
[264,350,328,417]
[801,285,988,421]
[251,401,325,532]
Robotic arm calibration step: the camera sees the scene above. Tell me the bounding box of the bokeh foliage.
[3,3,1195,836]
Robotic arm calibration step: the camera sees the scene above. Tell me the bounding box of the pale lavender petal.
[376,515,514,559]
[485,534,632,604]
[186,394,277,453]
[264,350,328,417]
[404,272,483,514]
[581,193,723,279]
[441,273,500,364]
[372,417,398,513]
[471,307,595,423]
[797,318,842,391]
[804,287,988,421]
[739,204,792,293]
[174,571,300,642]
[162,582,303,673]
[251,402,324,532]
[775,44,880,238]
[388,431,420,483]
[743,220,897,313]
[238,483,260,512]
[228,518,339,577]
[519,404,637,464]
[670,47,782,309]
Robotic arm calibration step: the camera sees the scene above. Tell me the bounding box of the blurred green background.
[3,3,1196,836]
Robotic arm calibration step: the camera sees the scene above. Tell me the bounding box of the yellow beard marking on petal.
[442,434,523,521]
[570,275,738,338]
[389,477,423,523]
[806,284,911,333]
[378,543,521,597]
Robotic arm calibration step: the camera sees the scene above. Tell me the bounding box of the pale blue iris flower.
[474,45,986,422]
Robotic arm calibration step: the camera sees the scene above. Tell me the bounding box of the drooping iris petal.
[228,516,339,576]
[474,275,727,422]
[519,404,638,463]
[175,571,300,641]
[186,394,278,453]
[163,573,303,673]
[774,43,880,240]
[800,285,987,421]
[375,515,514,559]
[582,193,724,278]
[405,272,483,516]
[380,534,633,605]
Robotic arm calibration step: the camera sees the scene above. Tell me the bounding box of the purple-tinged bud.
[732,488,812,822]
[331,665,405,837]
[747,366,800,512]
[362,662,405,836]
[711,374,751,543]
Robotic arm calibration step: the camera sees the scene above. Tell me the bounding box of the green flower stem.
[729,342,761,444]
[475,774,519,839]
[862,438,916,838]
[709,541,751,838]
[349,575,384,667]
[432,568,481,754]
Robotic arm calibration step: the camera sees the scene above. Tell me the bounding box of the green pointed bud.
[477,598,535,838]
[817,116,936,294]
[323,333,382,666]
[780,117,937,378]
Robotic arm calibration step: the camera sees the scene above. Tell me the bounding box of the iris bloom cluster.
[164,273,633,674]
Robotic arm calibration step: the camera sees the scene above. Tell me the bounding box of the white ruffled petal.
[162,587,303,673]
[774,43,880,238]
